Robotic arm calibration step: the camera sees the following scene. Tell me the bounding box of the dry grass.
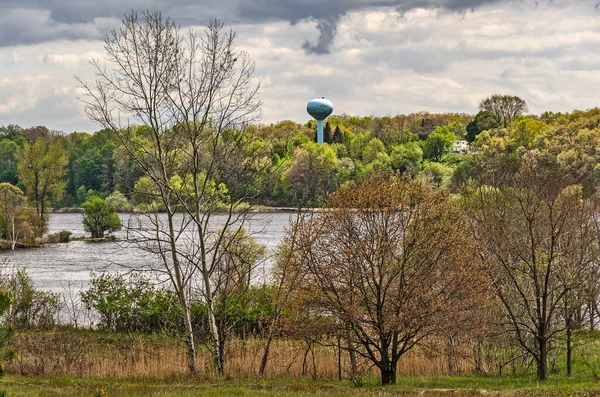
[8,330,479,380]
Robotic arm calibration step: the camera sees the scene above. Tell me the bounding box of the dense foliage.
[81,196,121,238]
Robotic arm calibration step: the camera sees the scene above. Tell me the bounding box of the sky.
[0,0,598,133]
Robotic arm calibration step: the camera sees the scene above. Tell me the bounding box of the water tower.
[307,97,333,145]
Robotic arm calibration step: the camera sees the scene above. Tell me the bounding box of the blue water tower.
[307,98,334,145]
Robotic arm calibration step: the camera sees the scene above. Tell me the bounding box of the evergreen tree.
[333,125,342,144]
[324,121,332,144]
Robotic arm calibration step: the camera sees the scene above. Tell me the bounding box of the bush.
[59,230,72,243]
[45,230,72,244]
[0,289,16,387]
[0,267,61,329]
[82,197,121,238]
[80,272,181,333]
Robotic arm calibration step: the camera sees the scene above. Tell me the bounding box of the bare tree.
[479,95,528,128]
[78,11,267,375]
[289,174,487,385]
[464,152,599,380]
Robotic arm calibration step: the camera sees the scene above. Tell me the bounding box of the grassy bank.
[3,374,600,396]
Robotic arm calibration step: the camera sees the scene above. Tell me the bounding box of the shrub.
[0,267,61,329]
[82,197,121,238]
[80,272,181,333]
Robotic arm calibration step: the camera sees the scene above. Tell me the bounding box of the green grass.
[3,373,600,397]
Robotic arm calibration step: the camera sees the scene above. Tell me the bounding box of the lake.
[0,212,293,294]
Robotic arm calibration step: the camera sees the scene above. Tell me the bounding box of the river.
[0,212,293,294]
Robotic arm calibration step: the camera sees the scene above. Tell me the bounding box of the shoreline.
[51,205,322,214]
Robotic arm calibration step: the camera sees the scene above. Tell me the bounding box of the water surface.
[0,212,292,293]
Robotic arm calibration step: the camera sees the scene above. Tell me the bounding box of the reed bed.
[9,330,479,379]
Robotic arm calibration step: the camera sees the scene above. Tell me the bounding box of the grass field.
[3,374,600,397]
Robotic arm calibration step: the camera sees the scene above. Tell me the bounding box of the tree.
[333,125,343,144]
[285,143,337,205]
[464,154,599,381]
[17,139,67,233]
[479,95,528,128]
[362,138,385,164]
[0,183,35,249]
[0,124,22,140]
[82,196,121,238]
[324,121,333,144]
[290,175,486,385]
[390,142,423,176]
[105,190,133,212]
[466,111,499,142]
[79,11,267,375]
[0,141,20,185]
[423,126,455,162]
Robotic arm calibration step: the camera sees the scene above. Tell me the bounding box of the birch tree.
[78,11,267,375]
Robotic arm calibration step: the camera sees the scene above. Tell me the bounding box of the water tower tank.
[307,97,333,144]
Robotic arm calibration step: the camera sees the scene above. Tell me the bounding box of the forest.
[1,10,600,397]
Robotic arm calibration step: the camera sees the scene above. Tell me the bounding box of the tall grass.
[9,330,480,379]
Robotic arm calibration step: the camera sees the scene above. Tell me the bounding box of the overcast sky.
[0,0,598,133]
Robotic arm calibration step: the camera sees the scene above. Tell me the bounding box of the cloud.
[0,1,599,132]
[0,0,531,53]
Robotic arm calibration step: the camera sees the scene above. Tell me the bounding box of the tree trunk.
[566,322,572,377]
[204,281,222,374]
[259,331,274,376]
[346,327,358,378]
[337,335,342,381]
[380,364,397,385]
[216,331,226,375]
[537,337,548,381]
[166,210,197,376]
[474,338,485,374]
[259,310,279,376]
[447,335,455,375]
[181,298,197,375]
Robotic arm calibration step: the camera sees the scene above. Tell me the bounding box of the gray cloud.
[0,0,514,52]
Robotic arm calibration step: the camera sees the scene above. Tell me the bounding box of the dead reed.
[9,330,481,379]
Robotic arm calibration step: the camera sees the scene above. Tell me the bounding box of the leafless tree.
[464,152,600,380]
[289,175,487,385]
[479,95,528,128]
[78,11,268,375]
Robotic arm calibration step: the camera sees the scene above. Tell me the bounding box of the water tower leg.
[317,119,324,145]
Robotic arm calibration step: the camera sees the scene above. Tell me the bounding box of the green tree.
[0,141,20,185]
[0,183,35,249]
[423,126,456,162]
[17,140,67,233]
[332,125,343,144]
[105,190,133,212]
[466,111,499,142]
[362,138,386,164]
[285,143,338,205]
[323,121,332,144]
[82,196,121,238]
[390,142,423,176]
